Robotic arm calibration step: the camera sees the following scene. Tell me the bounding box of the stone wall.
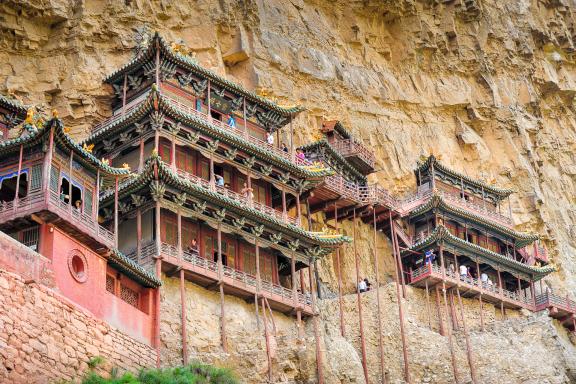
[0,269,157,384]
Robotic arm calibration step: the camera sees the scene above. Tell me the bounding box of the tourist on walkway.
[282,142,288,152]
[266,132,274,146]
[364,278,372,291]
[215,174,225,187]
[358,279,367,293]
[459,264,468,281]
[296,148,306,161]
[481,272,488,286]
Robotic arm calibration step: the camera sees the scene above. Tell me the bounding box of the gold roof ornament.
[63,126,71,134]
[101,158,110,166]
[25,108,34,124]
[151,148,158,156]
[122,163,131,171]
[83,143,94,153]
[52,109,59,118]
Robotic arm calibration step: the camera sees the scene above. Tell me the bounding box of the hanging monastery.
[0,33,570,383]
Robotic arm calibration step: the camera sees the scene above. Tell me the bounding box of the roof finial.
[25,108,34,124]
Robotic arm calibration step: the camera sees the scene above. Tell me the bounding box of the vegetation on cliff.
[77,359,238,384]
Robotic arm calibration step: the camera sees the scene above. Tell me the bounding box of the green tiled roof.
[416,155,514,201]
[404,225,554,280]
[299,139,367,183]
[108,248,161,287]
[104,33,303,117]
[83,88,333,181]
[0,94,29,116]
[409,193,539,247]
[100,155,350,249]
[0,118,132,177]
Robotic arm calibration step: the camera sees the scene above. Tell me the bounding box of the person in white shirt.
[459,264,468,281]
[266,132,274,146]
[358,279,367,293]
[481,272,488,286]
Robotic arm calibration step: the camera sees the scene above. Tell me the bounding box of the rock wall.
[0,268,157,384]
[2,0,576,383]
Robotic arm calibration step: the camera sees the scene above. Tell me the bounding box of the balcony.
[329,138,375,174]
[175,169,299,226]
[0,189,115,249]
[127,241,313,315]
[535,291,576,330]
[410,263,534,310]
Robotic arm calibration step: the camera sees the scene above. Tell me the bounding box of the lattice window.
[120,284,139,308]
[20,226,39,251]
[106,274,115,294]
[84,188,93,214]
[50,165,59,192]
[30,164,42,191]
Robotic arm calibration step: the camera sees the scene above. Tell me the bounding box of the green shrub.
[77,361,239,384]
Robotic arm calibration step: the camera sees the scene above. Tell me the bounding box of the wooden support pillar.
[334,203,345,337]
[261,297,273,383]
[389,212,411,383]
[94,169,100,220]
[154,201,162,368]
[507,195,512,219]
[435,285,445,336]
[296,193,302,226]
[179,269,188,365]
[136,208,142,261]
[209,154,215,190]
[207,80,211,120]
[291,252,297,307]
[68,150,73,214]
[497,267,504,317]
[457,288,478,384]
[290,113,295,162]
[309,260,324,384]
[177,211,182,259]
[373,209,387,383]
[475,259,484,331]
[217,223,227,352]
[43,125,55,202]
[13,144,23,208]
[171,136,177,171]
[530,280,537,308]
[440,245,459,383]
[425,280,432,330]
[255,239,261,330]
[155,40,160,86]
[352,209,369,383]
[138,138,144,172]
[281,188,287,221]
[300,269,305,295]
[243,97,248,138]
[114,176,119,248]
[392,220,407,298]
[122,74,128,114]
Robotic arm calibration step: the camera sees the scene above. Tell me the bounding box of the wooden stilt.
[114,176,119,248]
[334,202,345,337]
[389,213,411,383]
[352,209,369,383]
[217,223,227,352]
[179,269,188,365]
[392,224,407,299]
[440,245,459,383]
[435,285,445,336]
[478,295,485,331]
[13,145,23,208]
[373,209,387,383]
[309,261,324,384]
[261,297,273,383]
[425,280,432,330]
[456,288,478,384]
[255,240,261,330]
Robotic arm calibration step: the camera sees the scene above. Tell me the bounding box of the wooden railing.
[163,94,312,167]
[176,169,298,225]
[329,138,375,169]
[535,291,576,313]
[91,92,149,135]
[438,190,512,226]
[0,190,46,220]
[48,190,115,248]
[411,263,534,308]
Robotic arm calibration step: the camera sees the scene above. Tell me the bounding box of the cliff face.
[1,0,576,382]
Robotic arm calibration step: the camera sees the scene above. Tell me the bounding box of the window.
[84,189,93,214]
[162,213,178,246]
[253,182,268,205]
[120,284,139,308]
[159,142,171,163]
[68,251,88,283]
[106,274,115,294]
[260,253,274,283]
[50,166,59,192]
[181,220,197,249]
[30,164,42,191]
[243,247,256,275]
[0,171,28,201]
[199,160,210,181]
[176,147,194,173]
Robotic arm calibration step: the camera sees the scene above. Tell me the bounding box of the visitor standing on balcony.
[424,249,436,265]
[296,148,306,161]
[364,278,372,291]
[266,132,274,146]
[281,142,288,153]
[74,200,82,212]
[188,238,198,254]
[227,115,236,128]
[215,174,225,187]
[241,182,253,203]
[459,264,468,281]
[481,272,488,286]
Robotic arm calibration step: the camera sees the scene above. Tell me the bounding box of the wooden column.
[242,97,248,138]
[309,260,324,384]
[291,252,298,306]
[13,144,23,207]
[289,113,294,162]
[373,209,387,383]
[171,136,177,170]
[122,74,128,114]
[497,267,504,316]
[425,280,432,330]
[154,200,162,368]
[138,139,145,172]
[177,211,182,260]
[207,80,211,120]
[114,176,119,248]
[334,203,345,337]
[296,193,302,226]
[94,170,100,220]
[179,269,188,365]
[530,280,537,308]
[352,208,369,383]
[440,244,459,383]
[136,208,142,261]
[68,150,73,214]
[155,39,160,86]
[389,212,410,383]
[217,222,227,352]
[475,259,484,331]
[43,125,55,203]
[281,188,287,221]
[435,285,445,336]
[209,154,215,190]
[457,288,478,384]
[254,239,261,330]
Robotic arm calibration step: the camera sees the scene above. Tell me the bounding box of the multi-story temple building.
[0,32,573,384]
